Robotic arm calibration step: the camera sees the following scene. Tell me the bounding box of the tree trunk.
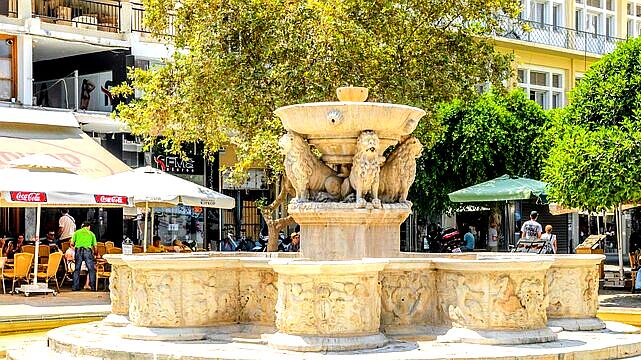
[260,176,296,252]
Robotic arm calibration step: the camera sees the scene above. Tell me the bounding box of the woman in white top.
[541,225,557,254]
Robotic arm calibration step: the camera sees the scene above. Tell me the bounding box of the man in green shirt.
[71,221,97,291]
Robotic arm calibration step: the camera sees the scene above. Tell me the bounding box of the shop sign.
[153,154,203,175]
[94,195,129,205]
[10,191,47,203]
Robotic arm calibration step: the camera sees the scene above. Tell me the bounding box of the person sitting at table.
[172,239,191,253]
[147,236,166,253]
[5,235,24,260]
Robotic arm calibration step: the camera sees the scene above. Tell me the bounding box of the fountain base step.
[548,317,607,331]
[267,332,388,352]
[437,327,558,345]
[10,321,641,360]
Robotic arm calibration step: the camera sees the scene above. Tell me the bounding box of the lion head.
[278,133,294,155]
[356,130,380,161]
[402,137,423,158]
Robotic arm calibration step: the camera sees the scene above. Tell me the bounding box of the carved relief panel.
[109,264,131,316]
[276,273,381,336]
[547,266,599,318]
[380,270,436,329]
[239,269,278,325]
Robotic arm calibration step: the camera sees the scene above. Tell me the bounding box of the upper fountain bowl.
[274,87,426,164]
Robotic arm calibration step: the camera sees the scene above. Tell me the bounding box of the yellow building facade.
[494,0,636,109]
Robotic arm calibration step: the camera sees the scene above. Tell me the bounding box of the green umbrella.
[448,175,548,203]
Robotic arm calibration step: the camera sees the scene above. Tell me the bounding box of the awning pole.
[617,204,625,281]
[150,207,155,239]
[32,203,41,285]
[143,201,148,252]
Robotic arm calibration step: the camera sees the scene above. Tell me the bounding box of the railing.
[32,0,121,32]
[131,2,174,37]
[496,17,625,56]
[0,0,18,18]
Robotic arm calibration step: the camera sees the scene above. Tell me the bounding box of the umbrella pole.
[143,201,148,252]
[33,203,41,285]
[151,207,155,239]
[617,204,625,281]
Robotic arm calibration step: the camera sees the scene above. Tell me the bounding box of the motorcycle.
[429,227,465,253]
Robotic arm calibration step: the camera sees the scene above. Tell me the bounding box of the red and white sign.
[10,191,48,203]
[94,195,129,205]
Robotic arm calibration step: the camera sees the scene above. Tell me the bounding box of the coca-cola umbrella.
[93,166,235,251]
[0,155,131,296]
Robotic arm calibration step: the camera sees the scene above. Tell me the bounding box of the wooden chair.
[37,252,63,292]
[61,241,70,254]
[107,247,122,254]
[96,262,111,291]
[2,253,33,294]
[631,250,640,293]
[96,243,107,258]
[133,245,143,254]
[21,245,35,254]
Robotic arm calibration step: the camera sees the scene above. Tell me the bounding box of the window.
[518,67,565,110]
[627,1,641,37]
[0,35,15,101]
[576,0,615,37]
[521,0,565,26]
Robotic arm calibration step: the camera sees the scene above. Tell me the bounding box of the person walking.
[521,211,542,240]
[541,225,557,254]
[462,224,475,252]
[488,223,498,252]
[71,221,97,291]
[58,209,76,247]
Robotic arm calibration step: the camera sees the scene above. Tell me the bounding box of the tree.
[114,0,521,249]
[411,90,551,216]
[543,38,641,211]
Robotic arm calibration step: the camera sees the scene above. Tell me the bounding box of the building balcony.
[0,0,174,37]
[496,17,625,56]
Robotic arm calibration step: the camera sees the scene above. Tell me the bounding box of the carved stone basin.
[274,87,426,164]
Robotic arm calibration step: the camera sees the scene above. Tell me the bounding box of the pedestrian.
[488,223,498,252]
[71,221,97,291]
[288,232,300,252]
[521,211,542,240]
[462,224,475,252]
[65,242,91,289]
[58,209,76,248]
[541,225,557,254]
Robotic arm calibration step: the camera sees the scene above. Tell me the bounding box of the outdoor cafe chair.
[96,261,111,291]
[38,244,50,269]
[61,241,70,254]
[2,252,33,294]
[631,250,640,294]
[133,245,143,254]
[96,243,107,257]
[37,251,63,293]
[107,247,122,254]
[104,241,115,250]
[21,245,35,254]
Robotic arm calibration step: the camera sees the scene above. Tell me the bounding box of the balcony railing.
[131,2,174,37]
[33,0,120,33]
[496,17,625,55]
[0,0,18,18]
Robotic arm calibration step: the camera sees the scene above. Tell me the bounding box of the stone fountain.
[8,87,641,360]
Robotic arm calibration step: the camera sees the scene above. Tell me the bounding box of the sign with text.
[10,191,47,203]
[94,195,129,205]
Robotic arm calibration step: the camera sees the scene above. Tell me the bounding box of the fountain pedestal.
[290,203,410,260]
[268,260,387,351]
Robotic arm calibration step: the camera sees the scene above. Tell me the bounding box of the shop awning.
[0,113,130,177]
[448,174,548,203]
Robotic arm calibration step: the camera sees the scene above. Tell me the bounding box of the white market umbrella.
[93,166,235,250]
[0,155,131,294]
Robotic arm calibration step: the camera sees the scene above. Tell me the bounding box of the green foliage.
[543,38,641,210]
[411,90,551,215]
[114,0,520,184]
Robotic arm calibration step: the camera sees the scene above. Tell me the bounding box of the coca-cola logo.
[94,195,129,205]
[10,192,47,203]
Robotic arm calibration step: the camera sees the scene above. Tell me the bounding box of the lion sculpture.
[279,132,345,202]
[349,130,385,208]
[378,137,423,204]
